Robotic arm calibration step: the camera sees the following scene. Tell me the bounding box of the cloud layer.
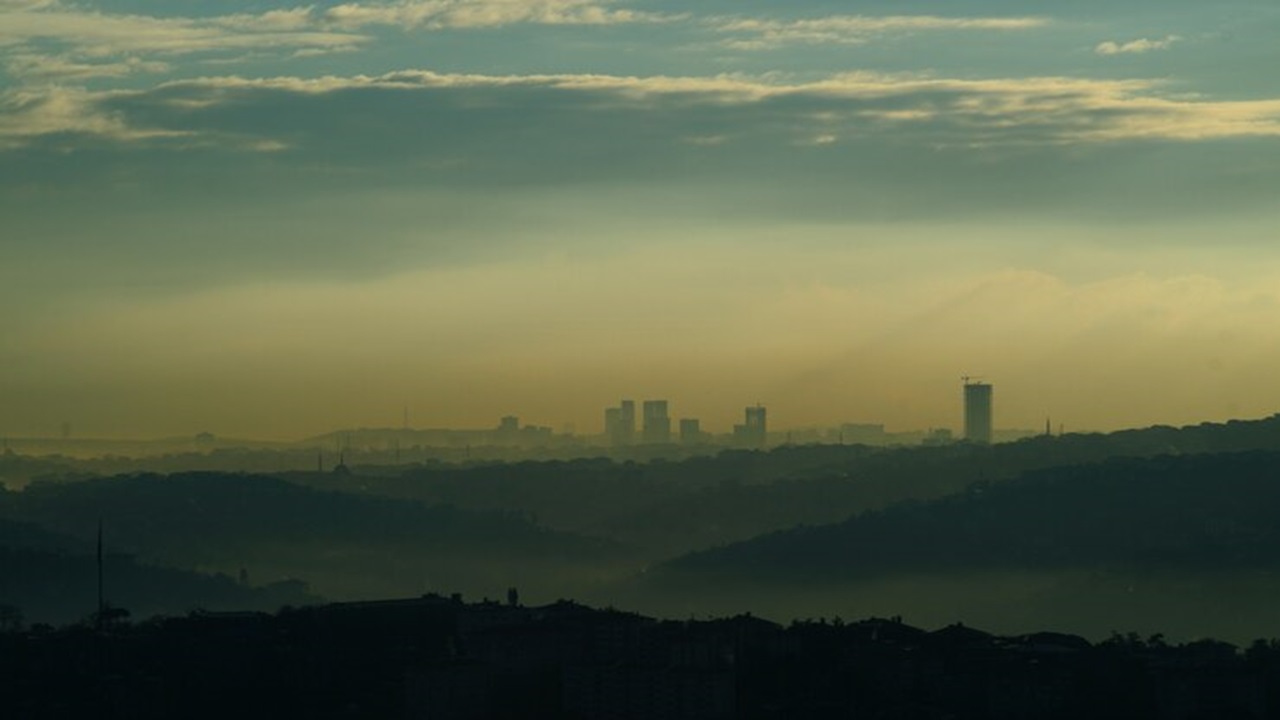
[5,67,1280,156]
[715,14,1047,49]
[320,0,669,29]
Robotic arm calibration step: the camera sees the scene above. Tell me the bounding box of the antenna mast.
[96,519,104,631]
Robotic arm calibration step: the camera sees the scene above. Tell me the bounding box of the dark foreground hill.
[4,596,1280,720]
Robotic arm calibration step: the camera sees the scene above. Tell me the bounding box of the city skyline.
[0,368,1269,442]
[3,380,1077,445]
[3,1,1279,440]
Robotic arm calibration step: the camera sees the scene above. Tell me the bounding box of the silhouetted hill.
[10,416,1280,638]
[0,451,85,490]
[661,451,1280,581]
[284,414,1280,558]
[0,544,318,626]
[0,514,316,625]
[0,473,632,602]
[617,450,1280,640]
[6,596,1280,719]
[0,516,87,554]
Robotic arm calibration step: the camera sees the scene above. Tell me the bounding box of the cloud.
[0,3,369,78]
[4,66,1280,220]
[139,68,1280,143]
[714,14,1048,50]
[5,52,170,80]
[214,7,325,33]
[319,0,671,30]
[1096,35,1181,56]
[5,66,1274,151]
[0,1,669,83]
[0,85,187,149]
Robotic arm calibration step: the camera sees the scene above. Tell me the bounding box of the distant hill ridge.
[657,449,1280,582]
[0,472,633,612]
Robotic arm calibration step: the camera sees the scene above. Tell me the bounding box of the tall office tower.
[739,404,767,448]
[642,400,671,444]
[963,380,993,444]
[619,400,636,445]
[679,418,702,445]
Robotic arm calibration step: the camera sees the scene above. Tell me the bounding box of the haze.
[3,0,1279,440]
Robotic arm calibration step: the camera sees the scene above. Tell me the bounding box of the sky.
[2,0,1279,440]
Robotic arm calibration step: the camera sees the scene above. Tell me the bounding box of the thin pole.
[96,519,104,631]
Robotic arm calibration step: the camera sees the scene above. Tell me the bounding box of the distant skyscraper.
[619,400,636,445]
[734,404,767,448]
[605,400,636,447]
[642,400,671,444]
[963,380,993,444]
[679,418,702,444]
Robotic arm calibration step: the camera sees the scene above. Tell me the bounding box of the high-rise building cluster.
[374,377,1003,458]
[596,377,999,452]
[603,399,766,448]
[603,400,636,447]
